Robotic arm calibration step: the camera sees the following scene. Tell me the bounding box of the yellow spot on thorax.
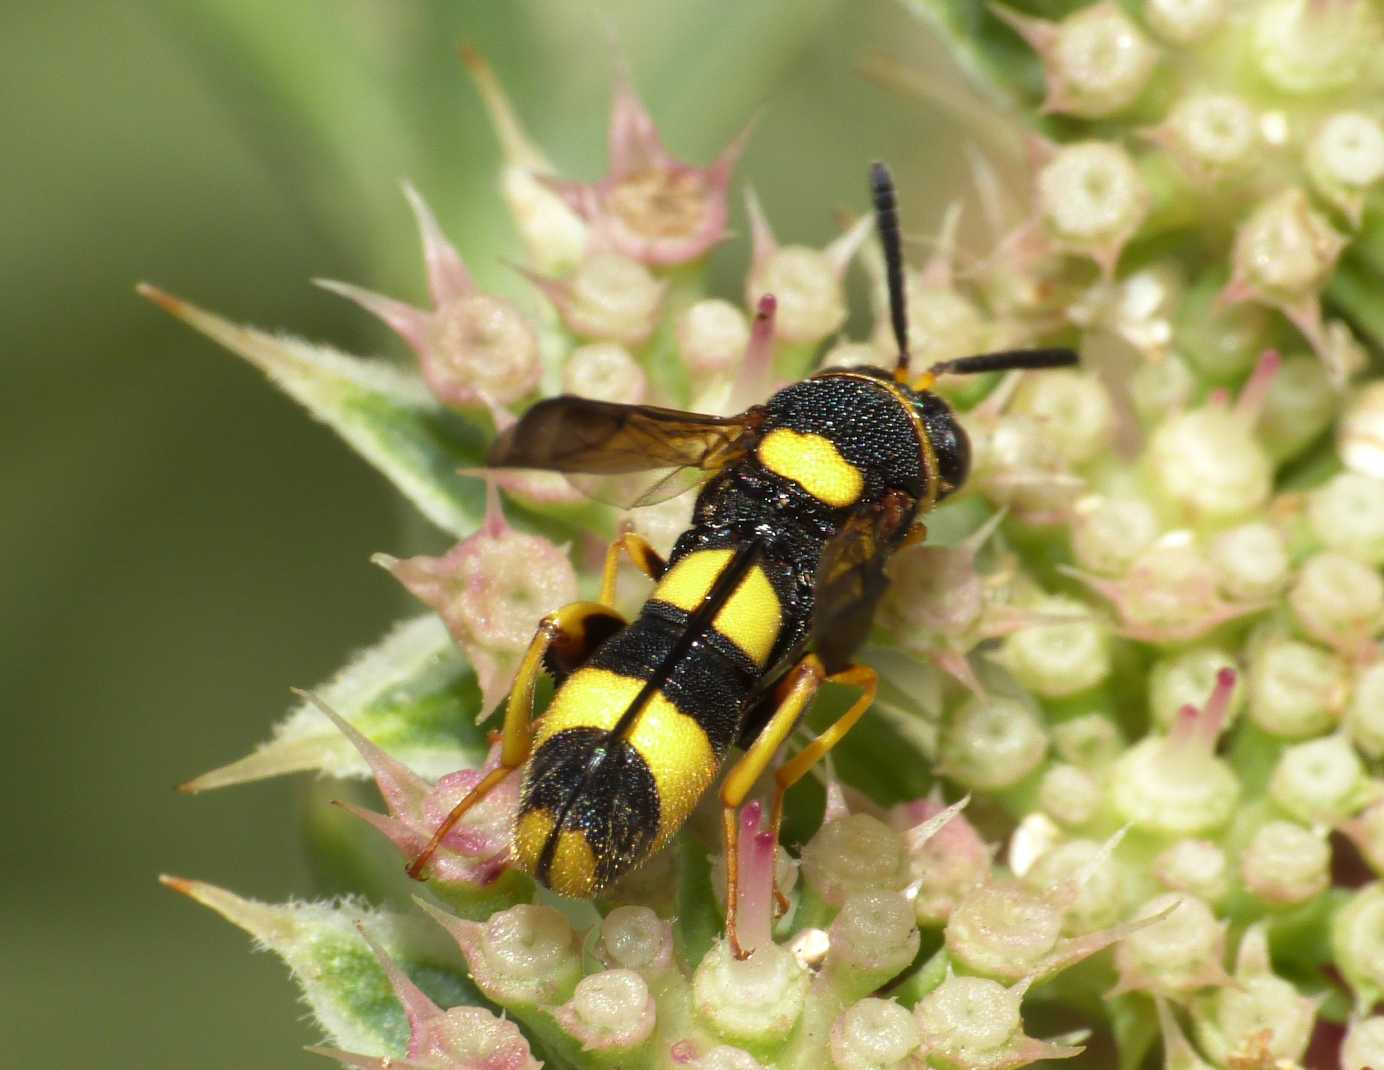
[652,549,782,667]
[535,667,718,849]
[757,428,864,508]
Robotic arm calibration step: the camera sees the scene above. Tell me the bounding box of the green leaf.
[1329,254,1384,357]
[159,877,482,1056]
[139,284,489,538]
[674,837,723,971]
[181,615,487,792]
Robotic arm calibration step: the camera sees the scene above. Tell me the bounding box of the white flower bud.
[1240,820,1330,905]
[1209,522,1289,601]
[1001,595,1111,698]
[1052,713,1124,768]
[1148,647,1243,735]
[1009,370,1114,466]
[1310,473,1384,566]
[1111,736,1240,836]
[699,1046,766,1070]
[475,904,582,1007]
[830,999,920,1070]
[1072,495,1161,575]
[940,694,1049,791]
[1340,382,1384,479]
[1114,893,1227,995]
[565,252,664,344]
[1253,0,1383,95]
[1154,839,1230,903]
[1130,354,1195,427]
[552,969,656,1053]
[1190,925,1315,1067]
[1256,353,1335,463]
[1310,112,1384,197]
[821,340,886,371]
[1148,406,1272,522]
[1165,93,1257,173]
[428,294,541,406]
[946,880,1063,979]
[1349,664,1384,759]
[1343,1016,1384,1070]
[1270,734,1369,825]
[800,814,907,906]
[874,287,989,367]
[1050,4,1159,117]
[749,246,847,345]
[1038,764,1102,828]
[1290,551,1384,650]
[1333,883,1384,1005]
[677,299,750,376]
[1344,801,1384,875]
[1038,141,1147,247]
[562,342,646,405]
[1247,637,1348,738]
[1024,838,1128,934]
[968,411,1080,516]
[693,941,809,1046]
[1233,188,1345,303]
[599,905,673,976]
[915,974,1023,1058]
[1145,0,1226,44]
[826,891,921,997]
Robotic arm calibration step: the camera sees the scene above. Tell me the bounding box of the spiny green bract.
[157,4,1384,1068]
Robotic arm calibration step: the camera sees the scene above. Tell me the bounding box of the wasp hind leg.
[718,655,878,957]
[405,599,625,880]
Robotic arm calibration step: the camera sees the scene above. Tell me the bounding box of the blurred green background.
[4,2,966,1066]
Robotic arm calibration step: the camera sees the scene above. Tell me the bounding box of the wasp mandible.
[407,162,1077,957]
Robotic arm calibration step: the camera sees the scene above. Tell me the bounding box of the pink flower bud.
[376,484,577,718]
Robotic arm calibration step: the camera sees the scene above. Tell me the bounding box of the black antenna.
[930,348,1079,377]
[870,162,910,378]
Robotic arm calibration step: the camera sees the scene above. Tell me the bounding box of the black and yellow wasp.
[407,163,1076,955]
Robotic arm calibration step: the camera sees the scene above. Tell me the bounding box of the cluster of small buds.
[158,4,1384,1068]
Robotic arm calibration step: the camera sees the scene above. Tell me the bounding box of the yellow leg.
[599,529,666,606]
[720,656,829,957]
[405,601,621,880]
[767,663,878,840]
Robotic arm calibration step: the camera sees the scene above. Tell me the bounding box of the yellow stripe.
[536,667,718,848]
[756,428,864,508]
[512,805,600,897]
[652,549,782,667]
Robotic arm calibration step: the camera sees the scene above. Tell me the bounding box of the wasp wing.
[811,494,917,673]
[488,396,763,508]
